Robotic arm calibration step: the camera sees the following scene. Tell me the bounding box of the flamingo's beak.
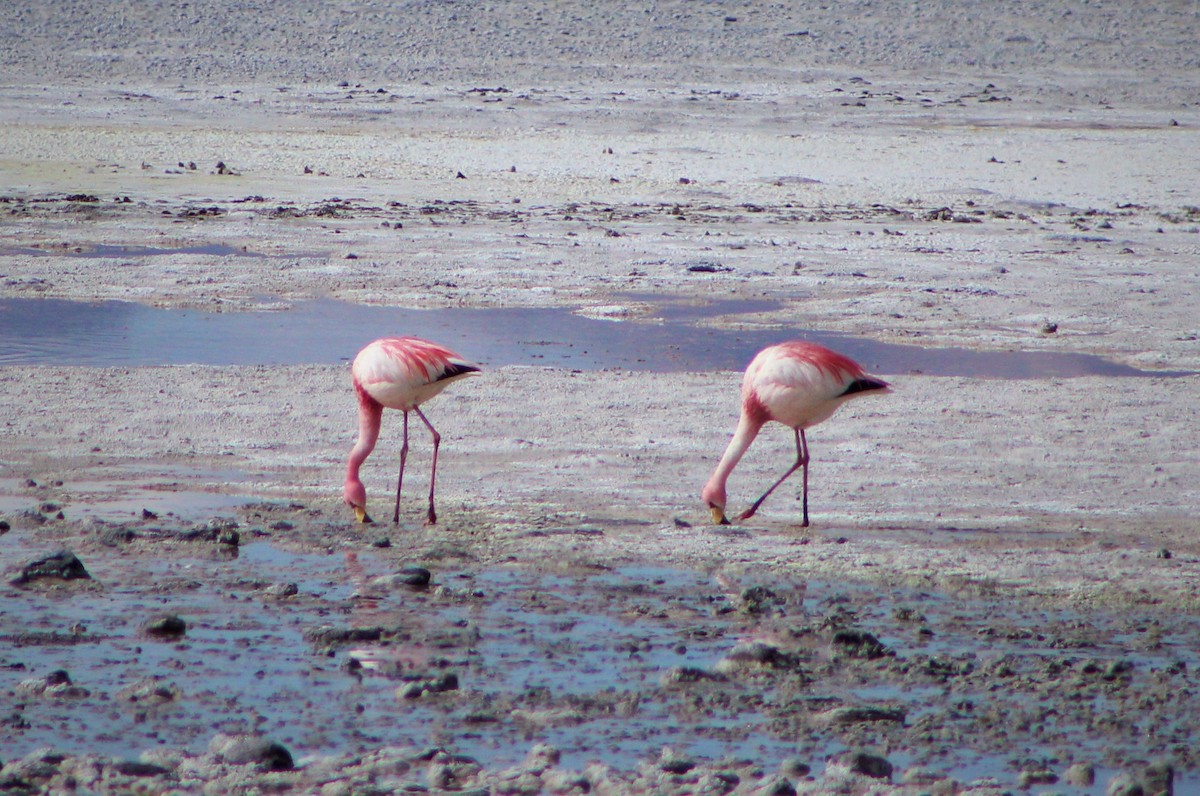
[709,505,731,525]
[353,506,373,524]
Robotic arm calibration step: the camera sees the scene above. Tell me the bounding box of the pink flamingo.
[702,341,890,527]
[343,337,480,524]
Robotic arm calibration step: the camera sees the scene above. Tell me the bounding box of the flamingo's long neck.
[703,411,765,508]
[346,385,383,483]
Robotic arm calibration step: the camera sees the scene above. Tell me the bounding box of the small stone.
[1041,321,1059,334]
[111,760,171,778]
[659,753,696,774]
[1018,768,1058,787]
[757,777,797,795]
[828,750,893,780]
[523,743,560,774]
[14,549,91,584]
[716,640,801,674]
[1143,760,1174,794]
[830,629,892,659]
[1065,762,1095,787]
[118,677,181,704]
[780,757,811,778]
[398,672,459,699]
[816,705,906,725]
[396,565,432,588]
[142,614,187,639]
[264,582,299,598]
[209,733,294,770]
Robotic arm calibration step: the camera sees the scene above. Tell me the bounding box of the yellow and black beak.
[353,506,374,524]
[709,505,731,526]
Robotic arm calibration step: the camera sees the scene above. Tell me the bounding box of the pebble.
[397,672,459,699]
[816,705,906,725]
[829,628,893,659]
[826,749,893,780]
[208,732,294,770]
[142,614,187,639]
[1065,761,1095,786]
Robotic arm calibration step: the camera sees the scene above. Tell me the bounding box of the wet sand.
[3,1,1200,793]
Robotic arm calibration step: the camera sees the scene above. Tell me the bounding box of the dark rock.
[396,565,432,588]
[659,753,696,774]
[829,750,893,780]
[118,677,182,704]
[398,672,459,698]
[1065,762,1096,787]
[304,625,385,647]
[209,733,294,770]
[13,549,91,584]
[111,760,171,777]
[660,665,726,686]
[99,526,139,545]
[142,614,187,639]
[780,757,811,778]
[757,777,798,796]
[1143,760,1174,795]
[717,640,806,675]
[264,582,299,598]
[740,585,784,614]
[817,705,906,725]
[830,629,892,659]
[1019,768,1059,787]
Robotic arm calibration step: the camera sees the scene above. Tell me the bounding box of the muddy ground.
[3,1,1200,794]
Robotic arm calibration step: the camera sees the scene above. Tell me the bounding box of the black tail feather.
[437,362,481,382]
[841,376,890,397]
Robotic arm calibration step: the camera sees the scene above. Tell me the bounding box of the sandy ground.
[2,1,1200,793]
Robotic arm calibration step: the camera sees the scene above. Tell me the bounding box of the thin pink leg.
[737,428,810,524]
[413,407,441,525]
[392,411,410,524]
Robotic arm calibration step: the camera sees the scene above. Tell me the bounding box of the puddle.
[0,468,263,523]
[0,296,1189,378]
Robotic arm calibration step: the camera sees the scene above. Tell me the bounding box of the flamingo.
[343,337,480,525]
[702,341,890,527]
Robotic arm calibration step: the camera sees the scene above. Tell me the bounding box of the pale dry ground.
[3,364,1197,609]
[2,1,1199,610]
[3,79,1200,368]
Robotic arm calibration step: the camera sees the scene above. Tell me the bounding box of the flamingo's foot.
[353,506,374,524]
[425,509,438,525]
[736,508,758,521]
[709,505,730,525]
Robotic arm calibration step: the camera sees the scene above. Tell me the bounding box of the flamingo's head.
[701,484,731,526]
[343,479,373,524]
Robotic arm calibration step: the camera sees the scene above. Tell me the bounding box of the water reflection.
[0,296,1187,378]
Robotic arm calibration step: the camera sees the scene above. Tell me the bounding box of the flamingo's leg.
[413,406,441,525]
[737,428,810,524]
[393,411,410,524]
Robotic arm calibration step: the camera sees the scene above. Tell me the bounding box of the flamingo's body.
[702,341,890,526]
[344,337,479,524]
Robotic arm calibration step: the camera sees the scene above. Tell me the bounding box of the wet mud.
[3,502,1196,794]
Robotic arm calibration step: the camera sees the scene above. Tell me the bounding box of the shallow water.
[0,296,1185,378]
[5,542,1197,792]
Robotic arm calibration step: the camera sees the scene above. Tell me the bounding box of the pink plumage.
[343,337,479,525]
[702,341,890,526]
